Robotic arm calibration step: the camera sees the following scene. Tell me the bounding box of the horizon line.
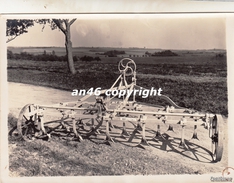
[7,46,226,51]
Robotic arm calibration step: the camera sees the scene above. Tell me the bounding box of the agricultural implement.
[17,58,224,162]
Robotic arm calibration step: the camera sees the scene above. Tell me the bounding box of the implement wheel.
[17,104,39,142]
[210,114,224,162]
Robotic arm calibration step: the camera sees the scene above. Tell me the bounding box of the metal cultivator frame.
[17,58,224,162]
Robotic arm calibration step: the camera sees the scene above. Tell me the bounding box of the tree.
[94,56,101,62]
[80,55,94,62]
[6,19,34,43]
[35,19,77,74]
[6,19,77,74]
[51,19,77,74]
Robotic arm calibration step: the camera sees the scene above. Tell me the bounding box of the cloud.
[75,23,89,37]
[99,23,110,37]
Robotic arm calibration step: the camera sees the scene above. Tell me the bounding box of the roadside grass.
[8,130,222,176]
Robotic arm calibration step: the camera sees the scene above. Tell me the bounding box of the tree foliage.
[6,19,34,43]
[7,19,77,74]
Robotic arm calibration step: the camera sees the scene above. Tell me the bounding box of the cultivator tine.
[37,115,51,141]
[72,118,83,141]
[191,125,199,140]
[167,124,174,132]
[60,121,70,132]
[155,125,161,137]
[135,122,142,133]
[162,116,167,124]
[127,129,138,142]
[137,123,150,149]
[120,122,130,138]
[178,121,188,149]
[135,115,144,133]
[152,125,166,142]
[77,119,86,129]
[109,121,115,131]
[57,112,68,131]
[86,117,103,137]
[89,118,100,136]
[109,121,115,128]
[104,120,115,145]
[38,115,46,135]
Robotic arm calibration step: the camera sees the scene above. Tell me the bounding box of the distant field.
[8,46,226,59]
[7,46,226,70]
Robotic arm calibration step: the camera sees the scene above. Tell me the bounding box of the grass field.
[7,47,228,176]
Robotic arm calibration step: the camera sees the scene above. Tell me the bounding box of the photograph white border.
[1,1,234,183]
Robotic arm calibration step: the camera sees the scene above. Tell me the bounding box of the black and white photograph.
[1,1,234,181]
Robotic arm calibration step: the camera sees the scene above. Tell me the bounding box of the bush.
[80,55,94,62]
[152,50,178,57]
[73,56,79,62]
[7,50,14,59]
[94,56,101,61]
[104,50,125,57]
[6,50,69,62]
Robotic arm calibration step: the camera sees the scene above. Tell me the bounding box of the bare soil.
[8,82,229,176]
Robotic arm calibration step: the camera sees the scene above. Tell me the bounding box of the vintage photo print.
[1,12,234,183]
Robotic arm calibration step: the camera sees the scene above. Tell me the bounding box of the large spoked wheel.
[118,58,136,76]
[17,104,39,142]
[210,114,224,162]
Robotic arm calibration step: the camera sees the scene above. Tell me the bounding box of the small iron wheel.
[210,114,224,162]
[17,104,39,141]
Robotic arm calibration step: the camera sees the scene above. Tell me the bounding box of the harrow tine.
[38,115,47,135]
[86,117,103,137]
[109,121,115,129]
[120,122,130,138]
[136,123,150,149]
[77,119,86,130]
[127,129,138,142]
[89,118,100,136]
[162,116,167,124]
[178,121,188,149]
[152,124,166,142]
[60,121,70,132]
[72,118,83,141]
[104,120,115,145]
[167,124,174,132]
[191,125,199,140]
[134,121,142,134]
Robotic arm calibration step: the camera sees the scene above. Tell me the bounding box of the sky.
[6,14,226,50]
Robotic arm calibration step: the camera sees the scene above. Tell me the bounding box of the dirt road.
[7,82,229,176]
[8,82,77,116]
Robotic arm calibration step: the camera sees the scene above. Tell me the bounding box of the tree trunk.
[65,24,76,74]
[52,19,77,74]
